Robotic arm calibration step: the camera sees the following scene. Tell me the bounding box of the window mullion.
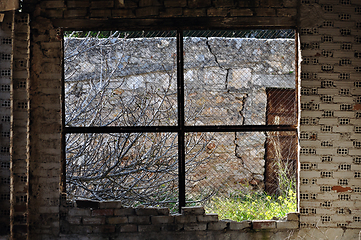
[177,30,185,213]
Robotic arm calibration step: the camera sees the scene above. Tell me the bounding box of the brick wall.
[0,11,12,236]
[299,0,361,229]
[59,198,299,239]
[2,0,360,239]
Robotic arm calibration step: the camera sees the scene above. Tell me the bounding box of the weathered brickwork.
[0,11,12,236]
[59,199,300,239]
[10,12,30,240]
[299,0,361,229]
[0,0,360,239]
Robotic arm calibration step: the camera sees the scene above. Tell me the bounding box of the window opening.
[64,29,298,219]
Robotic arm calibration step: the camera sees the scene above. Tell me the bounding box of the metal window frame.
[62,29,298,213]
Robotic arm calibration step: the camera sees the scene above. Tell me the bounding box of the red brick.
[256,8,276,16]
[252,220,276,229]
[114,208,135,216]
[151,216,174,224]
[188,0,212,8]
[183,9,206,17]
[136,7,159,17]
[92,225,116,233]
[112,9,136,18]
[135,208,158,216]
[160,8,183,17]
[67,1,90,8]
[92,209,114,216]
[230,9,254,16]
[90,9,112,18]
[207,8,229,17]
[128,216,151,224]
[83,217,105,225]
[120,224,137,232]
[91,0,114,8]
[99,201,122,209]
[107,217,128,224]
[164,0,187,7]
[139,0,162,7]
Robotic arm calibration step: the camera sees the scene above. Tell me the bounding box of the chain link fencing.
[64,30,297,216]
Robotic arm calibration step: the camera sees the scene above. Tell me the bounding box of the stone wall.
[65,36,295,196]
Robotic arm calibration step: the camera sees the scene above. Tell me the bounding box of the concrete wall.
[0,0,360,239]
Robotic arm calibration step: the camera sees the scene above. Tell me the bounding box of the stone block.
[197,214,218,222]
[99,201,122,209]
[151,216,175,224]
[184,223,207,231]
[82,217,105,225]
[207,221,227,230]
[228,220,252,230]
[128,216,151,224]
[276,220,299,229]
[181,206,205,215]
[107,217,128,224]
[135,208,158,216]
[252,220,276,229]
[120,224,137,232]
[114,207,135,216]
[92,209,114,216]
[287,212,300,221]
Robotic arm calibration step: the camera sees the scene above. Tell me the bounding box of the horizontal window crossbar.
[64,125,297,133]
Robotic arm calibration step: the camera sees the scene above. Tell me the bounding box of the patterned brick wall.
[299,0,361,229]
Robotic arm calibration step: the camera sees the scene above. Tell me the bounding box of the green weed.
[204,188,297,221]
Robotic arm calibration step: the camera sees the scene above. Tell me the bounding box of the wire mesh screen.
[66,132,179,210]
[65,30,177,127]
[185,131,297,219]
[184,30,296,126]
[65,30,297,218]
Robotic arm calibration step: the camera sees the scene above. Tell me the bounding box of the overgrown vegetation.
[205,186,297,221]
